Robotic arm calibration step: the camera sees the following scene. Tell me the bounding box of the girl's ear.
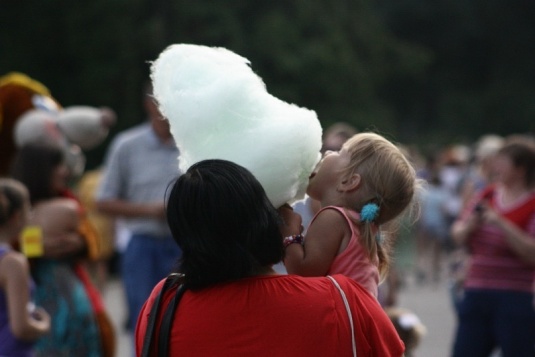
[338,173,361,192]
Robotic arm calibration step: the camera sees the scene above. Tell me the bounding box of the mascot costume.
[0,72,114,177]
[0,72,115,357]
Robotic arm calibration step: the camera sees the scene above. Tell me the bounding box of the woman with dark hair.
[11,143,65,204]
[451,137,535,357]
[11,143,113,357]
[135,159,404,356]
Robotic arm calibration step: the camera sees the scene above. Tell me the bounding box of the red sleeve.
[333,275,405,357]
[459,185,495,221]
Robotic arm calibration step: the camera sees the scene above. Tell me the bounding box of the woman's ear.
[338,173,361,192]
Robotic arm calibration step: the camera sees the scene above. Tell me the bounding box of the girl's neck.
[317,189,353,209]
[310,198,322,215]
[319,195,359,212]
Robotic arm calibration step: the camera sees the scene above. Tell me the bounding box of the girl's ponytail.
[359,202,391,279]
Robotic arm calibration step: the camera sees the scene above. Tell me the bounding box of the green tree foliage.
[1,0,532,168]
[377,0,535,143]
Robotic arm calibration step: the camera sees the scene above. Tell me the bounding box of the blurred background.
[1,0,534,168]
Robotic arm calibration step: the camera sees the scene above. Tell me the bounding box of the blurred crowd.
[1,71,534,357]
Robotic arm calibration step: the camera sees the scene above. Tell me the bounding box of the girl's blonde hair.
[342,133,419,276]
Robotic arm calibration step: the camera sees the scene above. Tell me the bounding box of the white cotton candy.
[151,44,322,207]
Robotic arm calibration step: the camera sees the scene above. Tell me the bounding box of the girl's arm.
[2,253,50,340]
[284,209,348,276]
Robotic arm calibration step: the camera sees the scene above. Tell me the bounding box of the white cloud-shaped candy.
[151,44,322,207]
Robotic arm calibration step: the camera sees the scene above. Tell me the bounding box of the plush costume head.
[0,72,115,178]
[151,44,322,207]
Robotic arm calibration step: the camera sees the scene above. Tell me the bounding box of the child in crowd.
[0,179,50,357]
[284,132,419,297]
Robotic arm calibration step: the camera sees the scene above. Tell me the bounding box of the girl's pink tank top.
[311,206,379,297]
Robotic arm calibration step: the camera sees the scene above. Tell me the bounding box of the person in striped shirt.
[451,136,535,357]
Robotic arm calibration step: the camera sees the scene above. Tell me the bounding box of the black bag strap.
[158,283,187,356]
[140,273,184,357]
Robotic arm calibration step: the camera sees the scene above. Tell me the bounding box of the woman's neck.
[498,182,532,206]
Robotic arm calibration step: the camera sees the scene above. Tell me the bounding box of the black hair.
[10,143,64,204]
[166,159,283,290]
[0,179,26,225]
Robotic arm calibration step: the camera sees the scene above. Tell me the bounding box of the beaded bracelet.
[283,234,304,248]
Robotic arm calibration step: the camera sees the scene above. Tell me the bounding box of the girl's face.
[51,162,70,193]
[307,147,351,201]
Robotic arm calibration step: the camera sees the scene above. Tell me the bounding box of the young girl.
[284,132,418,297]
[0,178,50,357]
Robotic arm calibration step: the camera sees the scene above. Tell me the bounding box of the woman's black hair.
[166,159,283,290]
[10,143,64,204]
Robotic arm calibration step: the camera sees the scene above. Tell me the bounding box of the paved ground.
[103,279,133,357]
[397,280,456,357]
[103,274,457,357]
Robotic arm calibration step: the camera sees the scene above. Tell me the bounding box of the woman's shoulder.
[148,274,375,305]
[33,198,80,215]
[324,274,376,298]
[257,274,373,301]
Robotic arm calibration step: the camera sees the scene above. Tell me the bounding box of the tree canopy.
[1,0,533,168]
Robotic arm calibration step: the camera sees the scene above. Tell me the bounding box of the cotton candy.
[151,44,322,207]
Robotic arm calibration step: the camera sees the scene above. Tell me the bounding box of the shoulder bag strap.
[158,283,187,356]
[140,273,182,357]
[327,275,357,357]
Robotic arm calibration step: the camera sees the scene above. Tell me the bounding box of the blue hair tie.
[360,203,379,222]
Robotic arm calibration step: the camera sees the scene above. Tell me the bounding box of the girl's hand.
[31,306,51,333]
[278,204,302,238]
[32,306,49,322]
